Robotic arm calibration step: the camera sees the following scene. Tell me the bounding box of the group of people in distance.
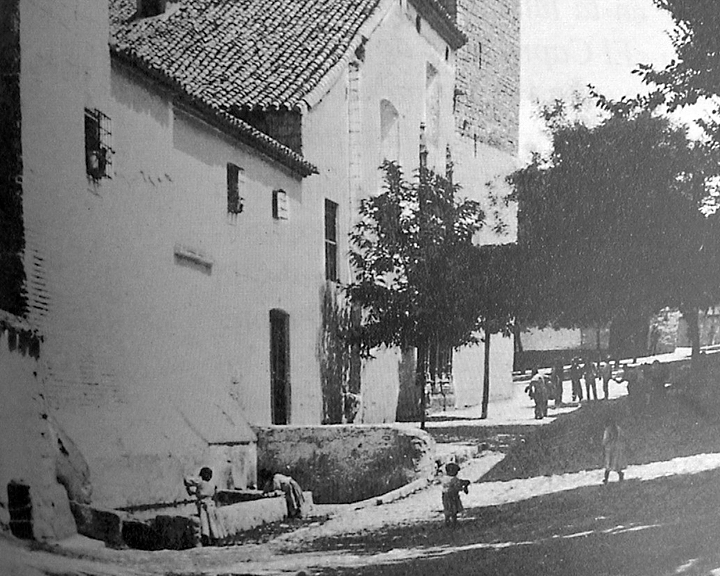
[526,356,621,419]
[622,359,669,413]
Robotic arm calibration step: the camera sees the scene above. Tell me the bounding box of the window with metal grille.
[85,108,113,181]
[324,199,338,282]
[227,163,244,214]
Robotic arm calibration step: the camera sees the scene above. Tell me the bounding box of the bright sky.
[519,0,677,161]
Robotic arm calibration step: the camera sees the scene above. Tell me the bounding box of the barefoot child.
[441,462,470,525]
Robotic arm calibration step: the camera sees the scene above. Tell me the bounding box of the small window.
[415,14,421,32]
[85,108,113,181]
[272,189,289,220]
[324,199,338,282]
[137,0,165,17]
[478,41,483,69]
[227,163,244,214]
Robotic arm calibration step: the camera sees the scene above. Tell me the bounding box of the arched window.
[425,63,441,146]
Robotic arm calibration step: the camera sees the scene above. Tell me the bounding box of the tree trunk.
[683,306,701,360]
[512,323,523,371]
[481,324,491,419]
[395,342,428,426]
[417,339,428,430]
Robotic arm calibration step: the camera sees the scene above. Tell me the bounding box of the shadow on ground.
[306,468,720,576]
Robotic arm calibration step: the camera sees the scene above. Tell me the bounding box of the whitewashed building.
[0,0,519,539]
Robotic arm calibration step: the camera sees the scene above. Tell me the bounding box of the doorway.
[270,309,290,424]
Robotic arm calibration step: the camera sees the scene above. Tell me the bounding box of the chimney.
[136,0,167,18]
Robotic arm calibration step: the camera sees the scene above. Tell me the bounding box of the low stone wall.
[254,425,436,504]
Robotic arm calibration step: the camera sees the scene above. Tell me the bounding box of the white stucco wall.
[18,0,323,509]
[302,1,459,423]
[521,327,583,351]
[453,333,514,406]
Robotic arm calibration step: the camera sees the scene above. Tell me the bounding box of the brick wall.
[454,0,520,154]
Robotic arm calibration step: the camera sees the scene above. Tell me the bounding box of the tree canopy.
[638,1,720,111]
[347,160,487,356]
[511,103,720,356]
[347,160,517,423]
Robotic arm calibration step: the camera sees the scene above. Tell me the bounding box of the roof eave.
[409,0,467,50]
[110,48,318,178]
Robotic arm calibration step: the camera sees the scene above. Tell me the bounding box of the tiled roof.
[109,0,466,112]
[109,0,384,112]
[109,0,466,172]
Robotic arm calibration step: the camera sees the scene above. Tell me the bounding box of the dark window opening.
[137,0,166,17]
[227,163,244,214]
[85,108,113,181]
[478,41,483,69]
[415,14,422,32]
[8,482,33,540]
[324,199,338,282]
[445,46,449,61]
[272,189,288,220]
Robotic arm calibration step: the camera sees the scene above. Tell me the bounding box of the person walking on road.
[551,359,564,406]
[600,357,612,400]
[526,369,549,419]
[570,357,583,403]
[583,356,598,401]
[602,420,627,484]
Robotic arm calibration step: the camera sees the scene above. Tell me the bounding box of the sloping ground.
[482,392,720,482]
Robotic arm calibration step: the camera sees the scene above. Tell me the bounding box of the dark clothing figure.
[570,359,583,402]
[599,360,612,400]
[648,360,668,406]
[584,360,598,401]
[551,360,564,406]
[625,365,647,414]
[441,462,470,526]
[526,371,548,419]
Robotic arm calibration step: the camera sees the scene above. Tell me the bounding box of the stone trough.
[70,489,313,550]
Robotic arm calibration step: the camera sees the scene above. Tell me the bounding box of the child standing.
[184,467,227,546]
[441,462,470,526]
[602,421,627,484]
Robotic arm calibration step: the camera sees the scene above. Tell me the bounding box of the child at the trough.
[262,470,306,519]
[184,466,227,546]
[441,462,470,526]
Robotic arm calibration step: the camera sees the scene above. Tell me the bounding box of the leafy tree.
[510,103,719,361]
[637,2,720,112]
[347,160,486,428]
